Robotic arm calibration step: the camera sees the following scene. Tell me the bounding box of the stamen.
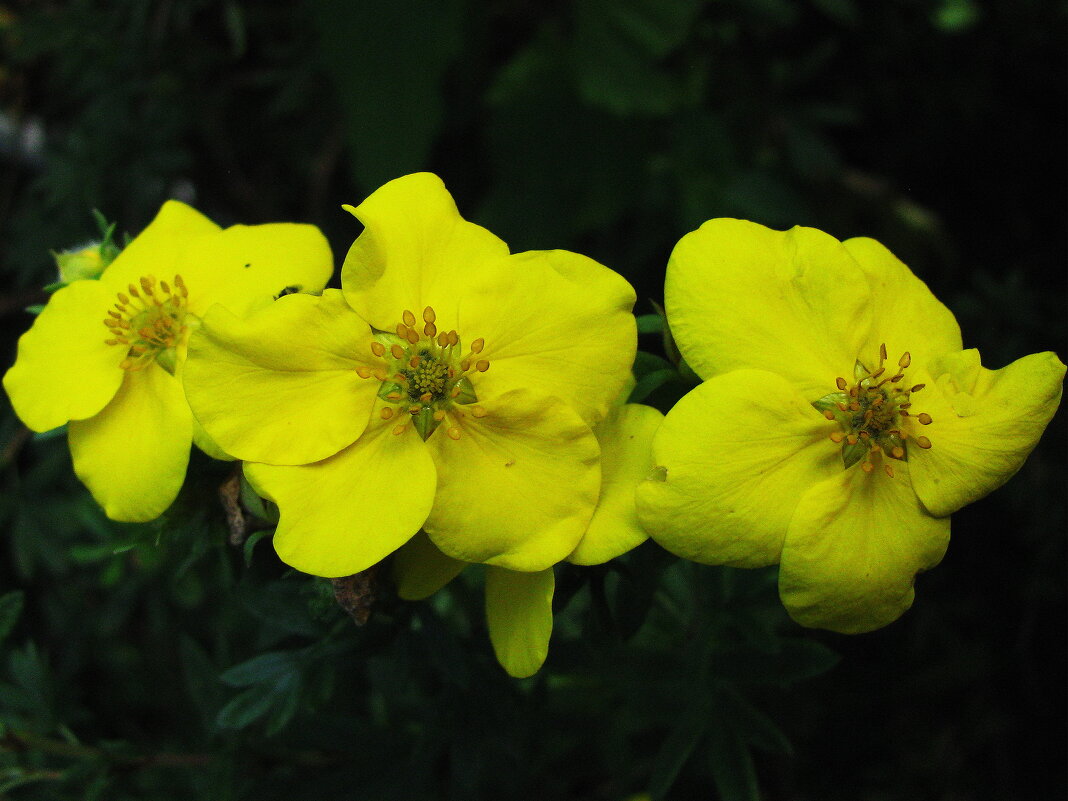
[371,342,386,357]
[884,464,895,478]
[917,413,933,425]
[910,384,925,393]
[447,331,459,347]
[836,377,848,390]
[402,310,417,327]
[830,432,844,443]
[915,436,932,449]
[472,406,487,418]
[446,427,461,440]
[861,461,874,473]
[380,407,394,420]
[409,356,421,368]
[356,366,372,379]
[392,424,407,436]
[437,332,449,347]
[879,343,888,362]
[898,352,911,368]
[471,338,484,354]
[406,328,419,345]
[433,409,447,421]
[388,344,402,359]
[422,306,436,324]
[823,410,836,420]
[396,323,408,338]
[891,446,905,459]
[475,360,490,372]
[424,322,437,338]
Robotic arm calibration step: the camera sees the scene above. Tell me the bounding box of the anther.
[830,432,844,443]
[128,284,140,298]
[917,413,933,425]
[471,338,484,354]
[371,342,386,357]
[406,328,419,345]
[889,373,904,383]
[849,402,860,412]
[402,310,417,327]
[392,424,407,436]
[915,436,932,449]
[390,344,405,359]
[433,409,447,421]
[356,366,372,379]
[891,446,905,459]
[423,306,436,324]
[846,434,858,445]
[475,360,490,372]
[870,367,885,380]
[396,324,409,338]
[424,322,437,338]
[419,392,433,403]
[446,427,461,440]
[447,331,459,347]
[898,352,911,368]
[140,276,155,294]
[409,356,421,369]
[861,461,874,474]
[835,377,848,390]
[879,343,888,361]
[437,332,449,347]
[373,368,388,381]
[461,359,471,372]
[910,384,926,393]
[823,410,836,420]
[884,464,895,478]
[409,405,421,415]
[160,280,170,294]
[381,408,394,420]
[118,292,130,305]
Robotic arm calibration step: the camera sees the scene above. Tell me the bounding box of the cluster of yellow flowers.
[4,173,1063,677]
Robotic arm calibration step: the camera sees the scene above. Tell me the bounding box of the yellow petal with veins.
[485,565,554,679]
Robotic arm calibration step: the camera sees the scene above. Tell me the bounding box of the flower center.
[103,274,189,373]
[813,343,933,477]
[356,306,489,441]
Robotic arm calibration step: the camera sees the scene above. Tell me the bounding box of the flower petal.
[665,219,871,397]
[244,414,436,578]
[423,389,600,572]
[99,200,221,290]
[184,290,381,465]
[3,281,126,431]
[176,223,334,318]
[779,458,950,633]
[68,364,192,522]
[340,172,510,331]
[457,249,637,426]
[636,369,839,568]
[485,565,554,679]
[569,403,662,565]
[392,531,466,600]
[843,236,962,367]
[908,350,1065,517]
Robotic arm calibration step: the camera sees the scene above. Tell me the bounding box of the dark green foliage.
[1,0,1064,799]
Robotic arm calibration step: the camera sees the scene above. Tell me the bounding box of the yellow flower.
[184,172,637,580]
[3,201,333,522]
[393,402,663,678]
[636,219,1065,634]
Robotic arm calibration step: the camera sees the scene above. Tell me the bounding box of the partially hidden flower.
[183,172,637,580]
[636,219,1064,634]
[54,240,119,283]
[393,401,663,677]
[3,201,333,521]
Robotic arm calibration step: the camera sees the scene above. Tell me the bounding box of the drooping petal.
[183,290,381,465]
[68,363,192,522]
[423,389,600,572]
[843,236,963,367]
[485,565,554,679]
[244,414,436,578]
[340,172,510,331]
[665,219,871,398]
[98,201,221,291]
[176,224,334,319]
[3,281,126,431]
[456,249,637,426]
[393,531,466,600]
[908,350,1065,518]
[635,370,839,568]
[569,403,663,565]
[779,458,950,634]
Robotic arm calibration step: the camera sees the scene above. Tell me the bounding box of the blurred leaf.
[713,638,839,685]
[707,710,761,801]
[648,706,708,799]
[629,368,679,404]
[722,686,793,756]
[636,314,663,335]
[220,650,301,688]
[810,0,859,26]
[311,0,464,191]
[215,685,276,730]
[0,591,25,644]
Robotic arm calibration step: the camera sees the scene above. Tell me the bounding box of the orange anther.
[884,464,895,478]
[424,322,437,338]
[402,310,417,327]
[437,332,449,347]
[891,446,905,459]
[406,328,419,345]
[390,344,405,359]
[419,392,433,403]
[371,342,386,357]
[823,410,836,420]
[446,427,461,440]
[861,461,874,473]
[472,406,487,418]
[830,431,844,443]
[835,377,848,390]
[422,306,436,324]
[910,384,926,393]
[433,409,447,421]
[447,330,459,347]
[879,343,888,361]
[915,436,932,449]
[380,407,394,420]
[409,356,421,369]
[917,413,933,425]
[392,424,407,436]
[475,360,489,373]
[898,351,911,368]
[471,338,484,354]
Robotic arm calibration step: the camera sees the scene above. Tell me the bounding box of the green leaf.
[219,650,300,688]
[311,0,464,191]
[636,313,664,335]
[242,529,273,567]
[707,714,761,801]
[712,638,840,685]
[722,687,793,756]
[628,368,678,404]
[0,591,25,643]
[215,685,276,730]
[648,709,708,799]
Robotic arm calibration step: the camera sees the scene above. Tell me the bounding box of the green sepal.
[841,439,869,469]
[451,376,477,405]
[377,381,405,402]
[811,392,848,417]
[853,359,871,383]
[412,406,442,441]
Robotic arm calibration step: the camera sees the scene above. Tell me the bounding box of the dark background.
[0,1,1064,799]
